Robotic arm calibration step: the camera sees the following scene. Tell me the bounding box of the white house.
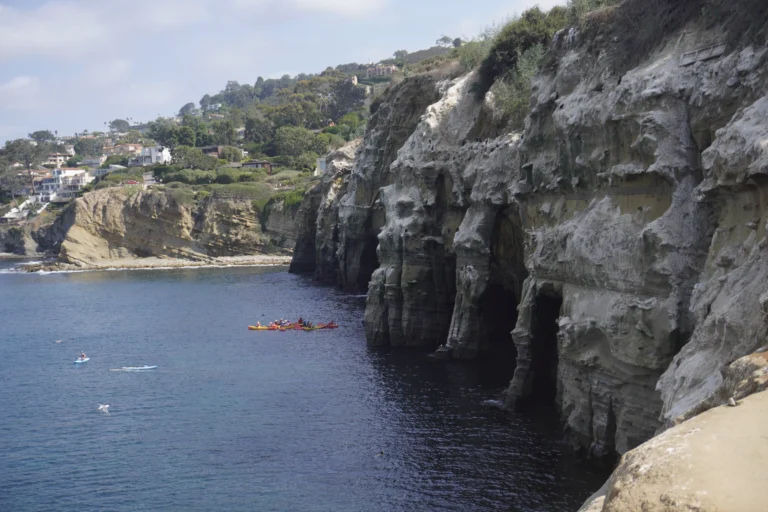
[128,146,171,167]
[46,153,69,167]
[35,168,95,202]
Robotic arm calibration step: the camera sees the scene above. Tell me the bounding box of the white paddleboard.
[74,358,90,364]
[109,365,157,371]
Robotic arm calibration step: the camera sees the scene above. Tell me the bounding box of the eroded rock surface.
[580,389,768,512]
[52,188,294,265]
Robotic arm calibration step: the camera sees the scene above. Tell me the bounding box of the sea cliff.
[290,1,768,508]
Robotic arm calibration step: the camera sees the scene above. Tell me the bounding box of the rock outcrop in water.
[291,0,768,486]
[43,187,295,265]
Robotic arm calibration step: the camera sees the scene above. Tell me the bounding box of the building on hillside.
[241,160,273,174]
[103,143,143,157]
[236,126,246,139]
[366,64,398,78]
[350,75,358,85]
[80,156,107,167]
[199,145,222,158]
[92,164,127,178]
[46,153,69,167]
[33,168,95,202]
[64,145,76,156]
[127,146,171,167]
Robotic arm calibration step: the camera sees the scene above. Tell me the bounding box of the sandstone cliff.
[290,0,768,487]
[47,187,295,266]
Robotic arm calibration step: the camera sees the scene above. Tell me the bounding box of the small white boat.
[74,357,90,364]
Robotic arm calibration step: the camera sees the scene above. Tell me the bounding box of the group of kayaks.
[248,322,339,332]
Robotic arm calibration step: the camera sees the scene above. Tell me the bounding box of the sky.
[0,0,564,144]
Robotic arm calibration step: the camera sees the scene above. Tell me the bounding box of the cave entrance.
[481,206,526,364]
[530,291,563,406]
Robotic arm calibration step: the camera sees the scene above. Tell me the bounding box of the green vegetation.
[473,7,568,98]
[493,44,546,129]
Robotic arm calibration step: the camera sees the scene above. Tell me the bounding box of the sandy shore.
[19,255,293,272]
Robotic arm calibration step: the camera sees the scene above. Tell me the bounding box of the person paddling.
[80,352,87,360]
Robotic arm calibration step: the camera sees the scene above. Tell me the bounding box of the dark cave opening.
[481,206,526,363]
[530,292,563,406]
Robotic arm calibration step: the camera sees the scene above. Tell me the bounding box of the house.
[103,143,143,157]
[350,75,358,85]
[80,156,107,167]
[127,146,171,167]
[366,64,398,78]
[33,168,94,202]
[64,145,76,156]
[45,153,69,167]
[92,164,127,178]
[236,126,246,139]
[199,145,222,158]
[242,160,273,174]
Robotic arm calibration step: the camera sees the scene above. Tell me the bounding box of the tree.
[274,126,316,157]
[122,130,142,143]
[171,146,218,170]
[200,94,212,110]
[244,114,275,144]
[109,119,130,132]
[436,35,453,47]
[453,38,463,47]
[212,120,236,146]
[219,146,242,163]
[179,102,196,116]
[178,126,196,147]
[28,130,56,144]
[2,139,47,194]
[329,80,366,121]
[74,138,104,157]
[393,50,409,59]
[312,133,332,155]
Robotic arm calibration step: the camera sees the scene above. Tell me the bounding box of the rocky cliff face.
[292,1,768,469]
[49,187,294,265]
[289,140,360,282]
[335,76,442,292]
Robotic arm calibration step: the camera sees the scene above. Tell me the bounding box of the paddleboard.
[74,358,90,364]
[109,365,158,371]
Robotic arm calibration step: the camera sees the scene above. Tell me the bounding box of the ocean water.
[0,262,606,511]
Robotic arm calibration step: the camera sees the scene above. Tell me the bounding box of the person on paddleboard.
[80,352,87,360]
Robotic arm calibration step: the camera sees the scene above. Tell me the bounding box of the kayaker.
[80,352,86,360]
[298,317,304,325]
[256,322,261,327]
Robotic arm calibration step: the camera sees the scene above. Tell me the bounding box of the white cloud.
[0,76,43,110]
[0,2,105,59]
[232,0,386,18]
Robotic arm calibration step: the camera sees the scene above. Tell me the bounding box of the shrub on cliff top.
[473,6,567,98]
[209,182,274,201]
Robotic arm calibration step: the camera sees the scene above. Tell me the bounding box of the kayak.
[110,365,157,371]
[74,357,89,364]
[248,326,270,330]
[249,323,294,331]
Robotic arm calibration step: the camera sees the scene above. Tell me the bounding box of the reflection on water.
[0,265,606,511]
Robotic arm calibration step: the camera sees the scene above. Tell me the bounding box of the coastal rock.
[581,389,768,512]
[290,0,768,469]
[52,187,294,266]
[290,140,361,280]
[336,75,442,292]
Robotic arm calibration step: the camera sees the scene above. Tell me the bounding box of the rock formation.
[289,140,360,282]
[578,387,768,512]
[45,187,295,265]
[290,0,768,478]
[335,75,442,292]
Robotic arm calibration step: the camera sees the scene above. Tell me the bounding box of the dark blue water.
[0,262,605,511]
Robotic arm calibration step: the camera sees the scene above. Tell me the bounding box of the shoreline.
[15,255,293,273]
